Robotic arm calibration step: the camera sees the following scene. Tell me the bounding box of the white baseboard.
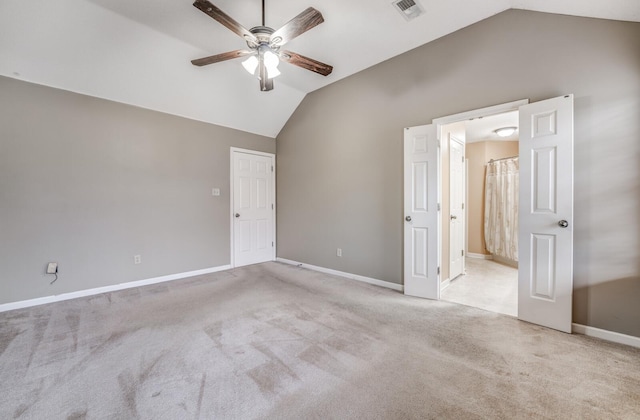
[466,253,493,260]
[0,264,232,313]
[572,323,640,349]
[276,258,403,292]
[440,278,451,291]
[492,255,518,268]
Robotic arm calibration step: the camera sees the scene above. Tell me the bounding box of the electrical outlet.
[46,262,58,274]
[212,188,220,196]
[134,255,141,264]
[337,248,342,257]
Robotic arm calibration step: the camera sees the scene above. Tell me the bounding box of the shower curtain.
[484,157,519,261]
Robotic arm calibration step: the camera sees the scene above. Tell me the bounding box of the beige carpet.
[1,262,639,419]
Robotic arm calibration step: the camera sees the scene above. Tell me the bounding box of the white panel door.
[449,138,465,280]
[404,124,439,299]
[233,151,274,267]
[518,95,574,332]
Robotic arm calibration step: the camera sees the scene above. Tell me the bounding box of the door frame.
[229,147,276,268]
[431,99,528,295]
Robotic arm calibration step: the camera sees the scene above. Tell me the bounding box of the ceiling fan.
[191,0,333,92]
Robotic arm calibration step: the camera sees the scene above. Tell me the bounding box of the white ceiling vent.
[392,0,425,21]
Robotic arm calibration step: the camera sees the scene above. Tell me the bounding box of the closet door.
[232,150,275,267]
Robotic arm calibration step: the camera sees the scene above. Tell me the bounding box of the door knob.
[558,220,568,228]
[235,213,240,218]
[450,215,457,220]
[405,216,412,222]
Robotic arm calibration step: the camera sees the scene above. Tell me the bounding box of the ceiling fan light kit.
[242,55,259,74]
[191,0,333,92]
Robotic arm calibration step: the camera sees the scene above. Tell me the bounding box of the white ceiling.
[1,0,638,138]
[466,111,519,143]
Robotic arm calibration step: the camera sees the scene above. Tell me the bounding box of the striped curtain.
[484,157,519,261]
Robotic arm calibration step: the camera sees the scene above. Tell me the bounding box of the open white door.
[518,95,574,332]
[449,138,465,280]
[404,124,440,299]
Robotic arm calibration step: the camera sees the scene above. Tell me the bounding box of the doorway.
[439,111,520,317]
[403,96,575,332]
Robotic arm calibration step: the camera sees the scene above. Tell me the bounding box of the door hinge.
[437,203,441,211]
[271,165,274,172]
[437,267,440,275]
[462,250,464,256]
[437,140,441,148]
[462,156,465,163]
[272,203,274,210]
[272,241,274,247]
[461,203,464,210]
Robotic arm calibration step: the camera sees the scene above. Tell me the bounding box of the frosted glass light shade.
[242,56,259,75]
[263,50,280,78]
[267,66,281,78]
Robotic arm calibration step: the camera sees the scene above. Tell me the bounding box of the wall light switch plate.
[46,262,58,274]
[212,188,221,196]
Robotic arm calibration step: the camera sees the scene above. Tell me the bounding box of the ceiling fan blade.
[279,51,333,76]
[270,7,324,47]
[191,50,254,67]
[258,60,274,91]
[193,0,257,43]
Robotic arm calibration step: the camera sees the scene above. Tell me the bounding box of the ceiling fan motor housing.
[247,26,279,50]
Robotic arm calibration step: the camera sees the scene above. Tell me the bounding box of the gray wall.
[0,76,274,304]
[276,11,640,337]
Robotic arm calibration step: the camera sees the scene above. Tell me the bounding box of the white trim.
[432,99,529,127]
[441,278,451,291]
[492,254,518,268]
[230,148,277,268]
[0,265,232,313]
[572,323,640,349]
[276,258,404,292]
[229,147,275,158]
[467,252,493,260]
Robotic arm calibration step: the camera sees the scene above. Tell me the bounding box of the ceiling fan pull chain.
[262,0,265,26]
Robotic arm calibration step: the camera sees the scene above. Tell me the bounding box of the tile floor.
[441,257,518,316]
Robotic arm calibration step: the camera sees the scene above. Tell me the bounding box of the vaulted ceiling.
[1,0,638,137]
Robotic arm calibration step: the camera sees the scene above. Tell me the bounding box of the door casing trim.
[429,99,529,298]
[432,99,529,127]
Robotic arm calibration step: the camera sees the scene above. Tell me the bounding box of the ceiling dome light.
[242,56,259,75]
[494,127,517,137]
